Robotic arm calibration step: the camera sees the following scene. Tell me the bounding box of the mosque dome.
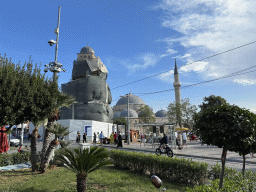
[80,45,95,54]
[155,110,168,117]
[120,109,138,118]
[116,94,145,106]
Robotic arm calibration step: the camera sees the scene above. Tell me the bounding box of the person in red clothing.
[114,132,117,144]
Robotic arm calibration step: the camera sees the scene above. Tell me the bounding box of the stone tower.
[173,59,182,126]
[60,45,113,123]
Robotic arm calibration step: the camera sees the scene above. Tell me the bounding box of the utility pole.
[120,93,131,145]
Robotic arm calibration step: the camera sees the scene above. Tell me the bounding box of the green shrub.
[110,150,208,185]
[0,151,41,166]
[187,168,256,191]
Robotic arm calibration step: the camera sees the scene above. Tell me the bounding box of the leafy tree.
[138,105,156,123]
[113,117,127,125]
[56,146,112,192]
[193,104,256,189]
[0,54,35,132]
[199,95,227,112]
[227,110,256,176]
[0,54,62,171]
[167,98,197,129]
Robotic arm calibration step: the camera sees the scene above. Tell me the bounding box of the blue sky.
[1,0,256,113]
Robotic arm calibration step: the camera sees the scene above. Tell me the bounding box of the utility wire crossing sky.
[1,0,256,113]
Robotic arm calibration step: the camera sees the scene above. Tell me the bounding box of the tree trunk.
[40,123,54,171]
[242,155,246,177]
[39,139,58,173]
[219,147,227,189]
[31,128,38,172]
[77,172,87,192]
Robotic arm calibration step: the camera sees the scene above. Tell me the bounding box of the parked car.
[10,135,20,147]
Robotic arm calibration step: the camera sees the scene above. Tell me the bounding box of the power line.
[111,40,256,90]
[133,65,256,96]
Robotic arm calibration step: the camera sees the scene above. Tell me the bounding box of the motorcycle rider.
[159,133,168,151]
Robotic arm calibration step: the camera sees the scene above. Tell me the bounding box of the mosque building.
[112,94,170,137]
[113,59,181,140]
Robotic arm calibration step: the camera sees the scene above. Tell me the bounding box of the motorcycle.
[155,143,173,158]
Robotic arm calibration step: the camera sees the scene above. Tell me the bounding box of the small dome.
[80,45,95,54]
[113,112,121,119]
[155,110,168,117]
[120,109,138,118]
[116,94,145,106]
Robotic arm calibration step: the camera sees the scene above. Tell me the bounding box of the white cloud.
[180,61,208,73]
[155,0,256,85]
[250,108,256,113]
[120,53,158,72]
[158,70,174,82]
[233,79,256,85]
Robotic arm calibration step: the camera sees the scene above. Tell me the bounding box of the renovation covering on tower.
[60,45,113,123]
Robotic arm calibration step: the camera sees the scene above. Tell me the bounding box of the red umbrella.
[0,126,9,153]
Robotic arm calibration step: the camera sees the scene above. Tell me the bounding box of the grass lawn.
[0,165,190,192]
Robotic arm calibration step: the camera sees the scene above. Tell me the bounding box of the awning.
[175,127,189,131]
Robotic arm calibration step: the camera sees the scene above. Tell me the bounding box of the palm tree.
[55,146,112,192]
[40,92,77,172]
[31,118,48,172]
[39,123,70,173]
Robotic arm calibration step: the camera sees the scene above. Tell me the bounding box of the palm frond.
[56,146,112,174]
[47,123,70,137]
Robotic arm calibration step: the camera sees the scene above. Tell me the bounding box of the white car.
[10,136,20,147]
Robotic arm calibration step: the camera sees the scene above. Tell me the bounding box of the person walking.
[176,132,182,150]
[93,132,96,144]
[99,131,104,146]
[83,133,87,143]
[76,131,81,144]
[140,133,145,148]
[117,133,123,148]
[110,132,114,144]
[182,131,187,147]
[114,132,117,144]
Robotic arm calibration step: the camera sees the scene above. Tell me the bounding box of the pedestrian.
[93,132,96,144]
[83,133,87,143]
[182,131,187,146]
[28,133,31,141]
[176,132,182,150]
[76,131,81,144]
[110,132,114,144]
[117,133,123,148]
[99,131,104,146]
[140,133,145,148]
[114,132,117,144]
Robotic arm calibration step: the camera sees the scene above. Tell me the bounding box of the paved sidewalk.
[98,141,256,164]
[2,140,256,171]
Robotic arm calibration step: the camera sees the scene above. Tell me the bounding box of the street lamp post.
[43,6,65,162]
[44,6,65,82]
[120,93,131,145]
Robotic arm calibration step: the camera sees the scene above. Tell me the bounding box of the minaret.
[173,59,182,127]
